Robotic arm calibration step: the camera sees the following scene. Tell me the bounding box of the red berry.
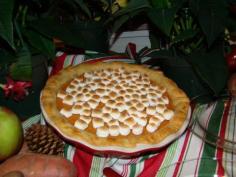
[226,48,236,72]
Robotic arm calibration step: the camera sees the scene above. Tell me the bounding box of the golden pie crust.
[40,62,190,148]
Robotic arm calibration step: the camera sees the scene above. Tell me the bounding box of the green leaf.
[0,0,15,49]
[111,10,142,33]
[151,0,169,8]
[189,0,228,46]
[187,44,229,95]
[29,19,109,52]
[23,29,55,58]
[10,47,32,81]
[148,7,177,36]
[71,0,92,18]
[171,29,198,44]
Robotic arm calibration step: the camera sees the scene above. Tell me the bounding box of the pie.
[40,62,190,148]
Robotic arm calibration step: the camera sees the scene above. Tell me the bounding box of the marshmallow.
[109,125,120,136]
[149,98,158,106]
[102,113,112,123]
[128,106,138,115]
[107,119,119,126]
[80,109,91,116]
[80,115,91,124]
[132,124,143,135]
[116,96,125,103]
[156,104,166,114]
[102,79,110,85]
[110,109,120,119]
[136,117,147,126]
[92,109,103,118]
[119,112,129,122]
[83,93,92,102]
[124,95,131,102]
[107,100,116,108]
[57,90,67,99]
[161,95,169,104]
[146,123,159,133]
[60,108,72,118]
[119,123,131,136]
[146,106,156,115]
[96,126,109,137]
[102,106,112,114]
[87,99,99,109]
[72,104,83,114]
[74,119,88,130]
[92,117,104,128]
[108,91,117,99]
[155,112,165,121]
[116,102,126,112]
[81,102,90,110]
[75,93,85,102]
[124,117,136,128]
[91,94,101,102]
[100,95,110,103]
[163,109,174,120]
[62,95,74,105]
[66,85,76,93]
[96,88,107,96]
[136,103,145,112]
[84,72,93,78]
[149,117,161,126]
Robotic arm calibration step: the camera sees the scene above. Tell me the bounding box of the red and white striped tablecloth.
[23,52,236,177]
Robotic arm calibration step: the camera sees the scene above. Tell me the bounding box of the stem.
[22,6,28,27]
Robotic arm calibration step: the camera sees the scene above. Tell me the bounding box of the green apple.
[0,107,23,161]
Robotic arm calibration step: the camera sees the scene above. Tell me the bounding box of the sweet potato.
[0,153,77,177]
[1,171,25,177]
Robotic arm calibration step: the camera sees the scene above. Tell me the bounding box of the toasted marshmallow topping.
[57,67,175,137]
[72,104,83,114]
[92,117,104,128]
[109,125,120,136]
[57,90,67,99]
[146,123,159,133]
[74,119,88,130]
[110,109,121,119]
[132,124,143,135]
[96,126,109,137]
[60,108,72,118]
[80,115,91,124]
[119,123,130,136]
[63,95,74,105]
[124,117,136,128]
[163,109,174,120]
[146,106,156,115]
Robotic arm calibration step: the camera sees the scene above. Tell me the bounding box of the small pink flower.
[0,77,32,101]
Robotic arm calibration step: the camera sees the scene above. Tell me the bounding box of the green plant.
[0,0,119,82]
[107,0,236,101]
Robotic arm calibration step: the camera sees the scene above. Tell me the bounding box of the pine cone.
[24,124,65,156]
